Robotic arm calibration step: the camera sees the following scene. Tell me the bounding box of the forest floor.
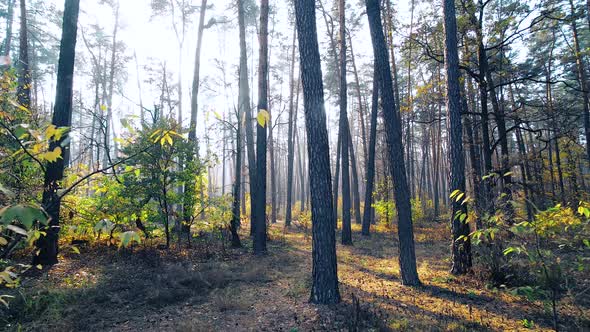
[2,221,588,331]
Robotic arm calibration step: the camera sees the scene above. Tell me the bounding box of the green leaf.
[71,246,80,254]
[503,247,520,256]
[13,125,28,139]
[119,231,141,248]
[0,205,48,228]
[578,205,590,218]
[94,219,114,232]
[455,193,465,202]
[459,213,468,224]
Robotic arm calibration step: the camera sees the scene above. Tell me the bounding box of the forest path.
[3,221,572,331]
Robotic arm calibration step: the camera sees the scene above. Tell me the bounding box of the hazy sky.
[67,0,414,133]
[36,0,417,177]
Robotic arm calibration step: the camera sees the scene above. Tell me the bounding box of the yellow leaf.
[31,143,42,154]
[257,109,270,128]
[9,99,30,113]
[0,237,7,246]
[53,127,68,141]
[149,129,161,139]
[100,104,107,112]
[45,125,57,139]
[43,147,62,162]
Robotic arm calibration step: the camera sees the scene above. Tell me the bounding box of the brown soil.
[2,222,588,331]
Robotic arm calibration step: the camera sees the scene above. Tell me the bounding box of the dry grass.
[209,287,250,312]
[2,221,588,331]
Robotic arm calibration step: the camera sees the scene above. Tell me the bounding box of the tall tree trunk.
[339,0,352,246]
[133,50,144,123]
[348,32,368,166]
[365,0,420,286]
[332,126,341,226]
[238,0,256,235]
[362,71,378,236]
[269,111,277,224]
[253,0,269,255]
[34,0,80,266]
[101,1,119,168]
[348,126,362,225]
[231,109,243,247]
[2,0,14,58]
[294,0,340,304]
[554,134,566,204]
[569,0,590,164]
[17,0,30,109]
[184,0,208,231]
[443,0,471,274]
[285,27,297,227]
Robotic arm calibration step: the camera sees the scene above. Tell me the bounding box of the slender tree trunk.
[17,0,30,109]
[554,134,566,204]
[231,110,243,247]
[366,0,420,286]
[182,0,208,234]
[2,0,14,58]
[443,0,471,274]
[285,27,297,227]
[348,32,368,165]
[269,114,277,224]
[333,126,341,227]
[253,0,269,255]
[348,126,362,225]
[569,0,590,164]
[238,0,256,235]
[34,0,80,266]
[133,50,144,123]
[362,71,378,236]
[339,0,352,246]
[294,0,340,304]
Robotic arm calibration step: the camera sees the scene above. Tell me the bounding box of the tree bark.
[253,0,269,255]
[34,0,80,266]
[285,26,297,227]
[17,0,30,109]
[294,0,340,304]
[362,71,379,236]
[183,0,208,233]
[365,0,420,286]
[2,0,14,57]
[569,0,590,164]
[339,0,352,246]
[348,125,362,225]
[237,0,256,235]
[443,0,472,275]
